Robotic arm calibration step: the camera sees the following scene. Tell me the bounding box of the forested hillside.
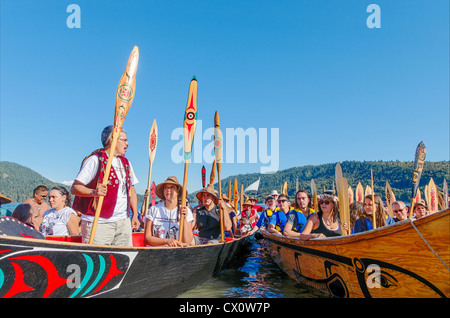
[1,160,448,204]
[192,160,449,203]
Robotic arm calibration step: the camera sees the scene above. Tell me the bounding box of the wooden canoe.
[0,218,252,298]
[261,209,450,298]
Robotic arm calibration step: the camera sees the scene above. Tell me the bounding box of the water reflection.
[178,238,326,298]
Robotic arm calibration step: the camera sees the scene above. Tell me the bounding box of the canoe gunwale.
[261,209,450,298]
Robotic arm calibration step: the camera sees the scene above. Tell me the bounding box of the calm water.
[177,237,327,298]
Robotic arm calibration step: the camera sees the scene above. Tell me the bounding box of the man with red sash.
[71,126,139,246]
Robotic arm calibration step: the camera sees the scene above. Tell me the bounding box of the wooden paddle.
[202,165,206,189]
[150,181,156,206]
[141,119,158,217]
[282,181,288,195]
[178,76,198,242]
[311,179,318,213]
[409,141,426,219]
[443,179,449,209]
[356,182,364,202]
[371,169,376,229]
[427,178,438,214]
[210,160,216,186]
[385,181,395,218]
[214,111,225,242]
[89,46,139,244]
[233,179,239,213]
[335,163,350,235]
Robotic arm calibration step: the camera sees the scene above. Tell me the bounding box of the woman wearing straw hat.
[144,176,194,247]
[194,184,233,245]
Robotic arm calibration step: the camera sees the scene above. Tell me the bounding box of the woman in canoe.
[300,191,343,239]
[353,194,395,233]
[39,186,80,236]
[143,176,195,247]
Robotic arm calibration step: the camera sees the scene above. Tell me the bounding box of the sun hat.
[270,190,279,196]
[0,192,12,205]
[155,176,183,199]
[196,185,218,204]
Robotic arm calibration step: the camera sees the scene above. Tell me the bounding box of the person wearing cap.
[413,200,430,219]
[193,185,233,244]
[268,194,295,235]
[143,176,194,247]
[353,194,395,233]
[270,190,280,205]
[71,125,140,246]
[240,199,258,236]
[301,191,343,239]
[392,201,408,222]
[247,195,279,236]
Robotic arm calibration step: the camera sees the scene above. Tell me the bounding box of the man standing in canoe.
[194,185,233,244]
[71,125,140,246]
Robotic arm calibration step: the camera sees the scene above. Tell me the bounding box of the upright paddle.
[335,163,350,235]
[178,76,198,242]
[311,179,318,213]
[89,46,139,244]
[214,111,225,242]
[409,141,426,219]
[371,169,376,229]
[141,119,158,217]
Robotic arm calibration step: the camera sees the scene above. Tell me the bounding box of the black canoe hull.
[0,234,252,298]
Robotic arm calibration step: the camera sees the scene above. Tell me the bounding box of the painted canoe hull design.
[0,233,252,298]
[262,209,450,298]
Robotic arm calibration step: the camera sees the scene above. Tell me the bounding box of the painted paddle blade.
[214,111,223,164]
[149,119,158,162]
[427,178,438,213]
[202,165,206,189]
[411,141,426,199]
[356,182,364,202]
[348,186,354,204]
[209,160,216,186]
[385,181,396,218]
[311,179,318,213]
[114,46,139,135]
[150,181,156,206]
[183,76,198,161]
[234,179,239,211]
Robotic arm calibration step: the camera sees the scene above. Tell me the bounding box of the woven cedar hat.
[0,192,12,205]
[243,199,254,207]
[196,184,218,204]
[155,176,183,200]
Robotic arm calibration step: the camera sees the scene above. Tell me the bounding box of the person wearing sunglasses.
[268,194,296,235]
[391,201,408,222]
[23,185,51,227]
[300,191,343,239]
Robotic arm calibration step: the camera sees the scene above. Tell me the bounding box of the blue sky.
[1,0,448,195]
